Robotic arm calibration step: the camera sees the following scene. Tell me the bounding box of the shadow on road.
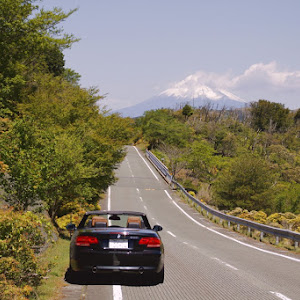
[64,268,160,286]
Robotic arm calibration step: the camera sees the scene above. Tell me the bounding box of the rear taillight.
[139,237,161,248]
[76,236,98,246]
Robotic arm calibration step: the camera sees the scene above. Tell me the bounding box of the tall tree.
[0,0,77,117]
[250,100,291,132]
[213,154,277,212]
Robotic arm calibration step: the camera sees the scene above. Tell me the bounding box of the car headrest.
[127,217,142,228]
[92,216,108,228]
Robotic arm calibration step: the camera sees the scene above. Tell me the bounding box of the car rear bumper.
[91,265,157,274]
[70,249,164,274]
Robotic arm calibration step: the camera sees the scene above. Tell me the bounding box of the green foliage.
[228,208,300,232]
[186,140,218,182]
[0,209,54,298]
[273,183,300,214]
[250,100,291,132]
[0,0,77,117]
[136,102,299,216]
[44,44,65,76]
[0,74,133,219]
[140,109,193,148]
[0,117,43,210]
[213,154,277,212]
[182,104,193,119]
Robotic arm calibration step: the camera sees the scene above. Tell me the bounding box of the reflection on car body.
[66,211,164,284]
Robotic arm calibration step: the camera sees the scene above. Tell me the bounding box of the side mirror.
[153,225,163,232]
[66,223,76,232]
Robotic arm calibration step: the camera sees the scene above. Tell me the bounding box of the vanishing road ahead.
[63,146,300,300]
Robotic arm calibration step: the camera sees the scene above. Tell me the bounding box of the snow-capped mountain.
[115,75,248,118]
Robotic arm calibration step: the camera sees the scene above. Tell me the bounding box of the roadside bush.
[227,208,300,232]
[0,209,54,298]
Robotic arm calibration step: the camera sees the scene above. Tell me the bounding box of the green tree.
[250,100,291,132]
[213,154,277,212]
[186,140,217,182]
[0,74,133,220]
[0,0,77,117]
[182,104,193,119]
[0,118,42,210]
[140,109,192,148]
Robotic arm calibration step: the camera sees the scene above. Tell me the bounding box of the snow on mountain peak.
[160,73,246,102]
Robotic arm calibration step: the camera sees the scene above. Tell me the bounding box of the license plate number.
[109,239,128,249]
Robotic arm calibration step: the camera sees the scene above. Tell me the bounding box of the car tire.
[65,266,91,283]
[152,267,164,284]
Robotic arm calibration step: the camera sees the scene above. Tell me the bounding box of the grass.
[34,235,70,300]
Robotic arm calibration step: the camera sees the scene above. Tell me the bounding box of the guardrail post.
[206,211,209,217]
[275,236,279,245]
[248,227,251,236]
[228,221,231,227]
[237,224,240,231]
[260,232,264,241]
[295,241,299,248]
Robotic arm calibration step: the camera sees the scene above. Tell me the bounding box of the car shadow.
[64,268,160,286]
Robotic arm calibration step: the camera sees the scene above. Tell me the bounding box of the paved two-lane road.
[63,146,300,300]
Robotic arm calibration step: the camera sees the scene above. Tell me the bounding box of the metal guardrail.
[146,149,300,246]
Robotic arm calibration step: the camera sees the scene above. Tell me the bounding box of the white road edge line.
[113,285,123,300]
[108,187,123,300]
[270,291,292,300]
[167,231,176,237]
[164,190,172,199]
[167,191,300,263]
[133,146,159,181]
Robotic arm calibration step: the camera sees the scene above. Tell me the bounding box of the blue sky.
[41,0,300,109]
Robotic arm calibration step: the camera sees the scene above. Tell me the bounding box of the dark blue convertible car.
[66,211,164,284]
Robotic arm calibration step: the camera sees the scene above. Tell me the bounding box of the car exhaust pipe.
[92,266,98,274]
[139,267,144,275]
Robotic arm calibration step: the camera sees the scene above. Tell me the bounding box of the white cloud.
[231,62,300,108]
[164,62,300,109]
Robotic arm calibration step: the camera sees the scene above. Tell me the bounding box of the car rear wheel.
[152,267,164,284]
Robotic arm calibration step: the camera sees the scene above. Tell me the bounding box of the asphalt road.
[62,146,300,300]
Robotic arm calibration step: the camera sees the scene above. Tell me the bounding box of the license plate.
[109,239,128,249]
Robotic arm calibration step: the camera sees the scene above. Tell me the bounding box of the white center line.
[270,291,292,300]
[108,186,111,210]
[144,205,148,210]
[108,188,123,300]
[213,257,238,271]
[139,197,143,202]
[167,231,176,237]
[113,285,123,300]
